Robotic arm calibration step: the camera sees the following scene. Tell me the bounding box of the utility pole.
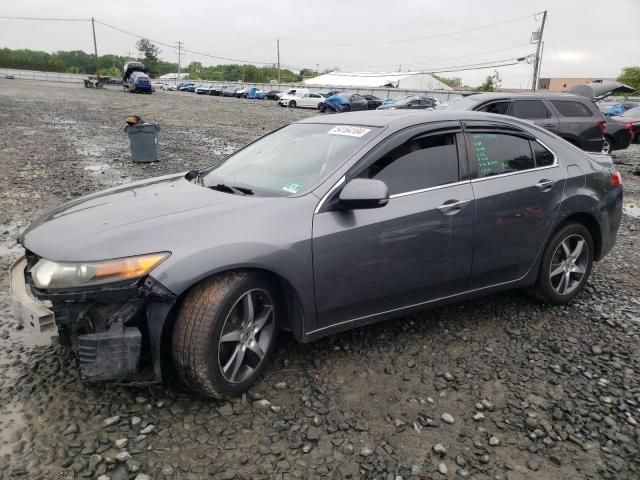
[91,17,99,81]
[531,10,547,91]
[176,41,183,81]
[242,64,246,83]
[277,38,281,83]
[315,63,319,75]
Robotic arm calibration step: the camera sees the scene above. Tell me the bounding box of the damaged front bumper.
[9,255,176,383]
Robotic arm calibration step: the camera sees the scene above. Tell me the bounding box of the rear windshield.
[203,124,380,196]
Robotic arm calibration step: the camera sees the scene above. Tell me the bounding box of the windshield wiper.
[209,183,253,195]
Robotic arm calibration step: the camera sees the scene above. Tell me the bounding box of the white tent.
[303,71,452,90]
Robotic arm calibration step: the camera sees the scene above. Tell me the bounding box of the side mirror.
[338,179,389,210]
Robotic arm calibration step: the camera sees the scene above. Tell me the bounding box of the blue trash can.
[124,123,160,162]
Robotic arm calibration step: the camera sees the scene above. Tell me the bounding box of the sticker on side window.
[327,126,371,138]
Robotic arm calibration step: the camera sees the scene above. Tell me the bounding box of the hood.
[20,174,274,261]
[569,80,636,100]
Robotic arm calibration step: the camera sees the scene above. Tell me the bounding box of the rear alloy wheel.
[602,135,613,154]
[531,223,594,304]
[288,100,296,108]
[172,272,279,398]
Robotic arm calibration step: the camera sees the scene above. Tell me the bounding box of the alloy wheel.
[217,289,275,383]
[602,139,611,154]
[549,234,589,295]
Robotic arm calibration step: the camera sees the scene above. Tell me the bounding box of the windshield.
[437,96,480,110]
[622,107,640,117]
[202,124,380,196]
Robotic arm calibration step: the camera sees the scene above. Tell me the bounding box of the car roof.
[296,109,534,130]
[467,92,593,102]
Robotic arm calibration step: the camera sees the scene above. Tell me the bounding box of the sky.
[1,0,639,88]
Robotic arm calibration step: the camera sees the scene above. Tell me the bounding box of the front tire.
[172,272,279,398]
[602,135,613,154]
[288,100,296,108]
[531,223,594,304]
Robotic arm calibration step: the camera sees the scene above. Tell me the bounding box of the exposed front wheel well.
[163,267,303,347]
[555,213,602,260]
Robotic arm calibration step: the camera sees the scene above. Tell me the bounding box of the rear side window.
[478,101,510,115]
[511,100,550,119]
[531,141,555,167]
[359,133,459,194]
[550,100,594,117]
[470,133,534,177]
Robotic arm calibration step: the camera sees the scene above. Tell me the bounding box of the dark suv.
[441,93,606,152]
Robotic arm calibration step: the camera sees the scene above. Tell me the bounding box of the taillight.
[611,170,622,186]
[598,120,606,133]
[625,122,633,130]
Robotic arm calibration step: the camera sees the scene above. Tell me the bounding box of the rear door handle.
[438,199,471,215]
[535,179,554,191]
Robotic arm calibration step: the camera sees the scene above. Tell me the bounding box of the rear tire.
[531,223,594,304]
[172,272,280,398]
[602,135,613,154]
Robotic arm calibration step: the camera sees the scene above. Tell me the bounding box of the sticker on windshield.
[327,126,371,138]
[282,183,300,194]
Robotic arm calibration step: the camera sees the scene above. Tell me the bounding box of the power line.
[283,12,543,47]
[339,43,533,70]
[0,15,90,21]
[324,56,534,78]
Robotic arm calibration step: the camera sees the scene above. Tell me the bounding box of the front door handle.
[535,179,554,192]
[438,199,471,215]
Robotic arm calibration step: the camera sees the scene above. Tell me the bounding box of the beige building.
[538,77,616,92]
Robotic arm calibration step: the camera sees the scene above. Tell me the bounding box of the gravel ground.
[1,79,639,480]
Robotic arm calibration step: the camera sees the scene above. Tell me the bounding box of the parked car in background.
[279,91,325,109]
[235,87,250,98]
[612,107,640,144]
[178,82,196,91]
[195,84,212,94]
[598,102,640,117]
[10,110,622,398]
[377,95,437,110]
[276,88,307,99]
[209,85,224,96]
[221,86,241,97]
[320,90,341,98]
[364,95,383,110]
[602,117,634,153]
[321,93,368,112]
[265,90,281,100]
[438,92,607,152]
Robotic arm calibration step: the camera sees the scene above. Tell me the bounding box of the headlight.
[31,252,170,289]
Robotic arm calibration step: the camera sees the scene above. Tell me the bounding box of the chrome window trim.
[389,179,471,199]
[470,137,559,183]
[314,176,345,214]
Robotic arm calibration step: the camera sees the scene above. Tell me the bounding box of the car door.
[464,121,565,289]
[509,99,559,134]
[406,99,427,109]
[312,122,474,332]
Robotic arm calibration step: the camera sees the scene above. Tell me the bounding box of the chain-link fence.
[0,68,468,102]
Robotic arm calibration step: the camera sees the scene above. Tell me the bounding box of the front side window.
[551,100,593,117]
[511,100,550,119]
[470,133,534,178]
[358,133,459,195]
[204,124,380,196]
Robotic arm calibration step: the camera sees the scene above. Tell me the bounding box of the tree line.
[0,45,302,83]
